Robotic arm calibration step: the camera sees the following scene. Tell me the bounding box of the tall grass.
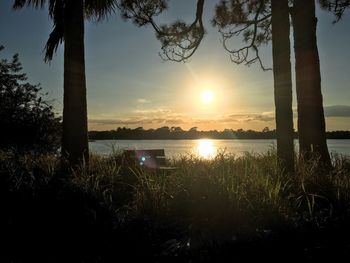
[69,150,350,247]
[1,149,350,260]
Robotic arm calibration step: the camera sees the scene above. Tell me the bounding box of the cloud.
[89,106,186,127]
[136,98,150,104]
[88,109,277,129]
[251,114,275,122]
[226,112,275,122]
[324,105,350,117]
[165,119,186,125]
[89,116,176,127]
[89,118,145,126]
[88,106,350,130]
[134,108,172,115]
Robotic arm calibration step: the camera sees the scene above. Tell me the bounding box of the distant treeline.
[88,127,350,140]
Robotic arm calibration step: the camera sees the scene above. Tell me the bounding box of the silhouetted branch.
[213,0,272,71]
[319,0,350,22]
[118,0,205,62]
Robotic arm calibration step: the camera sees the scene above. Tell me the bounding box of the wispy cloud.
[133,108,172,115]
[88,105,350,131]
[165,118,186,125]
[226,112,275,122]
[89,117,171,126]
[136,98,150,104]
[324,105,350,117]
[89,118,144,126]
[89,111,276,128]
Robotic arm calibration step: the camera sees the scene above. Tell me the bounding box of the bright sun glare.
[201,90,214,104]
[196,139,216,159]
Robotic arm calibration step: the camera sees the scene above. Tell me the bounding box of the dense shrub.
[0,46,61,153]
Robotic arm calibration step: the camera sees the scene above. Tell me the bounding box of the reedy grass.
[0,150,58,191]
[1,149,350,254]
[130,150,293,245]
[68,149,350,248]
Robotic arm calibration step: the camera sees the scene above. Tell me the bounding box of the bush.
[0,45,61,154]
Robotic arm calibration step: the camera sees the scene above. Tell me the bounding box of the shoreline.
[89,138,350,140]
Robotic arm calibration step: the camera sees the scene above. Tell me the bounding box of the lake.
[89,139,350,159]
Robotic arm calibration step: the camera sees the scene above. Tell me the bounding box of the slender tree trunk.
[62,0,89,165]
[271,0,295,173]
[291,0,331,166]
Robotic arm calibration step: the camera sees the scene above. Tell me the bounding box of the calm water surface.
[90,139,350,159]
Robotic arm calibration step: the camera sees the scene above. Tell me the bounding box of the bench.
[123,149,175,170]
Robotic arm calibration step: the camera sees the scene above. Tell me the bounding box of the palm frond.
[13,0,46,9]
[14,0,117,62]
[47,0,62,18]
[84,0,118,21]
[44,22,63,62]
[44,0,64,62]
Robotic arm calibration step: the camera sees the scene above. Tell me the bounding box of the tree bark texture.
[62,0,89,165]
[292,0,331,166]
[271,0,295,173]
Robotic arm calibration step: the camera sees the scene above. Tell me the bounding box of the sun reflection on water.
[194,139,217,159]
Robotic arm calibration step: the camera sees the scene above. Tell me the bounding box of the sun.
[196,139,216,159]
[201,90,214,104]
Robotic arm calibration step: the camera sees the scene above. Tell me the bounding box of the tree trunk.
[61,0,89,165]
[271,0,295,173]
[292,0,331,166]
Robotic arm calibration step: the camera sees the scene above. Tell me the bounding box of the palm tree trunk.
[291,0,331,166]
[271,0,295,173]
[62,0,89,165]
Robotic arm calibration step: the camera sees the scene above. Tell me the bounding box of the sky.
[1,0,350,131]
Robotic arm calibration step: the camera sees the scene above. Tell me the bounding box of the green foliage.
[0,46,61,153]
